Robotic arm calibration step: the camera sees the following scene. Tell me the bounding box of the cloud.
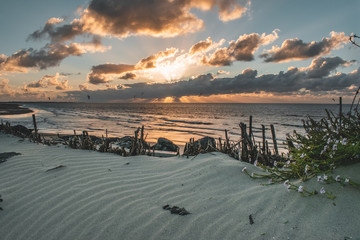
[87,48,178,84]
[26,73,72,90]
[86,32,276,85]
[79,83,89,91]
[69,56,359,101]
[260,31,348,62]
[119,72,136,80]
[0,77,70,101]
[202,30,278,66]
[87,64,136,84]
[135,48,177,69]
[303,56,355,78]
[28,0,250,42]
[28,18,84,43]
[0,43,89,73]
[189,37,218,55]
[0,79,14,96]
[216,70,230,75]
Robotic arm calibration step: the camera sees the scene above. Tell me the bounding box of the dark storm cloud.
[260,32,348,63]
[68,56,359,101]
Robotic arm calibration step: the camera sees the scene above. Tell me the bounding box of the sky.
[1,0,360,103]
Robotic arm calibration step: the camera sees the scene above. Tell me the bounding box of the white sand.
[0,133,359,240]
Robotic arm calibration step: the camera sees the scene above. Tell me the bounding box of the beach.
[1,132,359,240]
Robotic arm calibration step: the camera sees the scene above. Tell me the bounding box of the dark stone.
[116,136,149,149]
[163,204,191,216]
[249,214,254,225]
[11,125,33,137]
[0,152,21,163]
[152,138,179,152]
[117,136,135,148]
[194,136,216,151]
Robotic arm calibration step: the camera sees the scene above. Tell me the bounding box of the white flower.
[345,178,350,183]
[286,185,291,192]
[332,144,338,151]
[298,186,304,193]
[322,174,328,181]
[335,140,339,144]
[273,161,277,167]
[341,138,347,145]
[320,150,324,155]
[323,145,328,151]
[329,153,333,158]
[300,153,306,158]
[242,167,247,172]
[335,175,341,182]
[317,176,323,182]
[320,187,326,194]
[253,160,258,167]
[284,180,290,186]
[327,138,331,144]
[289,155,293,160]
[304,165,310,175]
[285,160,290,166]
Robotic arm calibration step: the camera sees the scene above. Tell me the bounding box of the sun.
[156,61,186,81]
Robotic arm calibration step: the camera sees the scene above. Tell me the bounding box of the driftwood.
[1,114,287,166]
[45,165,66,172]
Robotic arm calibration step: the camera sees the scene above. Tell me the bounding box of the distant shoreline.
[0,103,33,115]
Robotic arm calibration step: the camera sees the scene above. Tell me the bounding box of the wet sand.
[0,103,33,115]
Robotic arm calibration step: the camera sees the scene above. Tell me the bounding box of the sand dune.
[0,133,359,240]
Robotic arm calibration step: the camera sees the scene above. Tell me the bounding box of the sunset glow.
[0,0,359,103]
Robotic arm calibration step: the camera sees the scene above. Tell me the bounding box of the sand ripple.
[1,133,360,240]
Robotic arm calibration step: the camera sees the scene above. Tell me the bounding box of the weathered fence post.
[261,124,266,154]
[32,114,39,141]
[270,124,278,156]
[339,96,342,129]
[225,129,230,152]
[249,115,253,138]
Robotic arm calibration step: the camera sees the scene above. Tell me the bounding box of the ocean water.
[1,102,351,152]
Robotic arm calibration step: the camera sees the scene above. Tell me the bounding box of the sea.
[1,102,351,153]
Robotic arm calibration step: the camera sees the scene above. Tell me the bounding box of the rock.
[152,138,179,152]
[116,136,149,149]
[0,152,21,164]
[11,125,33,137]
[162,204,191,216]
[117,136,135,148]
[194,136,216,151]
